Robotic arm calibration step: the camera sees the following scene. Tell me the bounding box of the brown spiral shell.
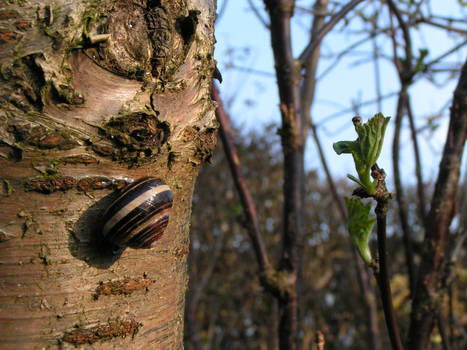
[102,177,172,249]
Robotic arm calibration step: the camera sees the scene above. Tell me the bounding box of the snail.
[102,177,173,249]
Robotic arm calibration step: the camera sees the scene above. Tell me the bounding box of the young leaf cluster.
[333,113,390,195]
[334,114,391,265]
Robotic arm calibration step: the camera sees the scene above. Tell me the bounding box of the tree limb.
[247,0,270,28]
[392,89,417,296]
[405,97,427,222]
[299,0,365,63]
[407,58,467,350]
[263,1,304,347]
[386,0,413,83]
[211,83,272,273]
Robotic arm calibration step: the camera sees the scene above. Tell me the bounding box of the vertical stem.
[264,1,303,348]
[212,84,272,272]
[375,199,404,350]
[407,59,467,350]
[279,294,299,350]
[405,97,427,224]
[392,89,417,296]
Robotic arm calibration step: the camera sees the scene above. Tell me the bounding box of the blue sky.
[212,0,467,187]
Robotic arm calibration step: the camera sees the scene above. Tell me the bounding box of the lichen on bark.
[0,0,217,348]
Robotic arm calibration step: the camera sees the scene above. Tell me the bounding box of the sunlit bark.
[0,0,217,348]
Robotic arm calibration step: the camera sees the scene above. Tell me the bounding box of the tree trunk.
[0,0,217,349]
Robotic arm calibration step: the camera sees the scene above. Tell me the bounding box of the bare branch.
[211,83,272,272]
[408,58,467,350]
[388,12,403,75]
[299,0,365,63]
[316,91,399,127]
[216,0,230,24]
[316,29,389,80]
[225,63,275,77]
[386,0,414,81]
[414,18,467,35]
[263,0,305,347]
[405,97,427,223]
[392,90,417,297]
[301,0,329,130]
[424,39,467,70]
[247,0,270,29]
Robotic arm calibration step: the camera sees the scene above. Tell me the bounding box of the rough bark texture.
[0,0,217,349]
[407,59,467,350]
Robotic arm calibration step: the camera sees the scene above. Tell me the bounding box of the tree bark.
[263,1,304,348]
[0,0,217,349]
[407,58,467,350]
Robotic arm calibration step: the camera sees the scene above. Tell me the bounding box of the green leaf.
[333,141,354,155]
[333,113,390,194]
[345,197,376,266]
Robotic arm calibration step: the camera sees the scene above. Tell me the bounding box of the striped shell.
[102,177,172,249]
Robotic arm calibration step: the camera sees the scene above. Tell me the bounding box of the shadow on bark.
[69,192,124,268]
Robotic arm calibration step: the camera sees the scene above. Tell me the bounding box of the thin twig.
[316,28,390,81]
[301,0,340,211]
[375,212,404,350]
[372,165,404,350]
[211,83,272,272]
[301,0,329,135]
[387,0,422,297]
[247,0,270,28]
[388,12,403,75]
[392,90,417,296]
[386,0,413,82]
[299,0,365,63]
[225,64,275,77]
[316,91,399,127]
[215,0,230,24]
[405,97,427,223]
[424,39,467,70]
[414,18,467,35]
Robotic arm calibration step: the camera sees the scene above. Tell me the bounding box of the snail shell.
[102,177,173,249]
